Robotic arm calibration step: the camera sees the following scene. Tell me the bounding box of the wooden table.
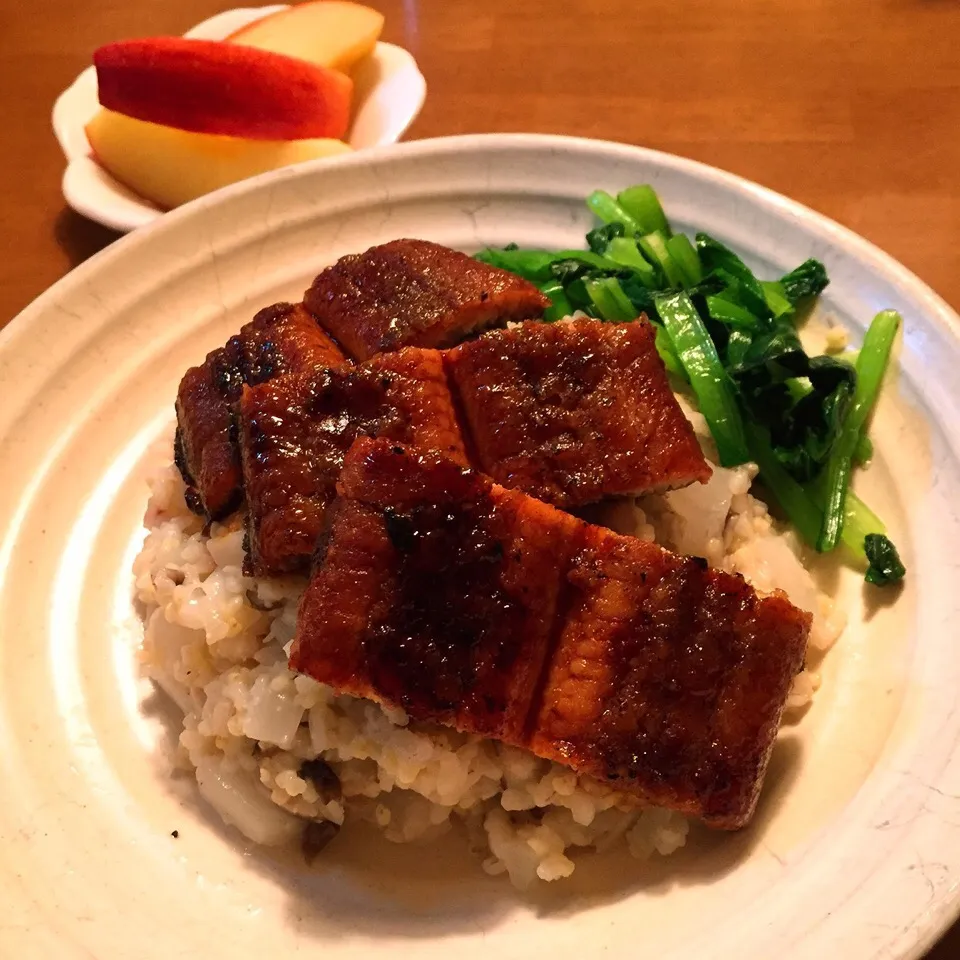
[2,0,959,953]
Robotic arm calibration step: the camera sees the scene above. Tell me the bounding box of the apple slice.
[86,108,352,209]
[226,1,385,73]
[94,37,353,140]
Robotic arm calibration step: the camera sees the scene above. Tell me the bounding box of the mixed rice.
[134,401,843,888]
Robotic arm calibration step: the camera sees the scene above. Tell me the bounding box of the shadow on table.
[54,206,121,269]
[141,681,805,943]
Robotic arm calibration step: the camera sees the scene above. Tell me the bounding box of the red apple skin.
[93,37,352,140]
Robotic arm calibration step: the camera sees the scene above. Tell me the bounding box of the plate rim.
[17,132,960,342]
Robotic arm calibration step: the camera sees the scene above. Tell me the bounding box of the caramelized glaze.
[304,238,550,360]
[290,439,810,829]
[239,349,467,576]
[175,302,347,518]
[445,317,711,505]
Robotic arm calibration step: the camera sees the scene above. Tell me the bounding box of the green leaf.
[639,232,684,288]
[666,234,703,286]
[474,247,557,281]
[780,259,829,304]
[761,281,794,319]
[586,222,624,254]
[706,294,761,330]
[539,279,574,322]
[695,233,772,320]
[750,424,886,561]
[725,328,754,369]
[854,433,873,465]
[587,190,643,235]
[585,278,638,322]
[745,423,824,547]
[617,185,671,236]
[654,323,685,378]
[547,252,629,284]
[655,291,749,465]
[604,237,658,286]
[864,533,905,586]
[818,310,901,551]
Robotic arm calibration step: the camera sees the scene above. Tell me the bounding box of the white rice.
[134,401,843,888]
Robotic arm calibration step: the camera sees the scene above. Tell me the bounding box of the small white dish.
[51,4,426,232]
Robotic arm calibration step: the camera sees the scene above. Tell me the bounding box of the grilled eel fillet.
[238,317,709,575]
[240,348,467,576]
[177,240,547,516]
[303,238,550,360]
[290,438,809,829]
[175,302,348,518]
[446,317,711,506]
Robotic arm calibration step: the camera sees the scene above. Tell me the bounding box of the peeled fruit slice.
[226,1,385,73]
[86,108,352,209]
[93,37,353,140]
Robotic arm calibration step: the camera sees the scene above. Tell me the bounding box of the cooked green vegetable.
[780,259,830,304]
[745,423,824,547]
[474,246,557,281]
[605,237,658,286]
[840,491,886,556]
[586,221,624,255]
[748,425,889,564]
[654,325,685,378]
[655,291,749,466]
[809,478,886,558]
[864,533,906,586]
[706,294,760,330]
[539,279,574,322]
[818,310,901,551]
[474,185,905,584]
[554,250,626,271]
[586,277,638,322]
[640,232,684,288]
[760,281,794,319]
[665,234,702,286]
[617,185,671,236]
[696,234,771,320]
[587,190,643,236]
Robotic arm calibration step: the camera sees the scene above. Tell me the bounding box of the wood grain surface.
[2,0,959,954]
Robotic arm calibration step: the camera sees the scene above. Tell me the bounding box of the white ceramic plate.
[52,5,426,232]
[3,134,960,960]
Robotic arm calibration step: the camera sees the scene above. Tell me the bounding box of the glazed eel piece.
[445,316,711,506]
[238,317,710,576]
[174,302,348,518]
[303,238,551,360]
[176,240,547,516]
[290,439,810,830]
[239,348,467,576]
